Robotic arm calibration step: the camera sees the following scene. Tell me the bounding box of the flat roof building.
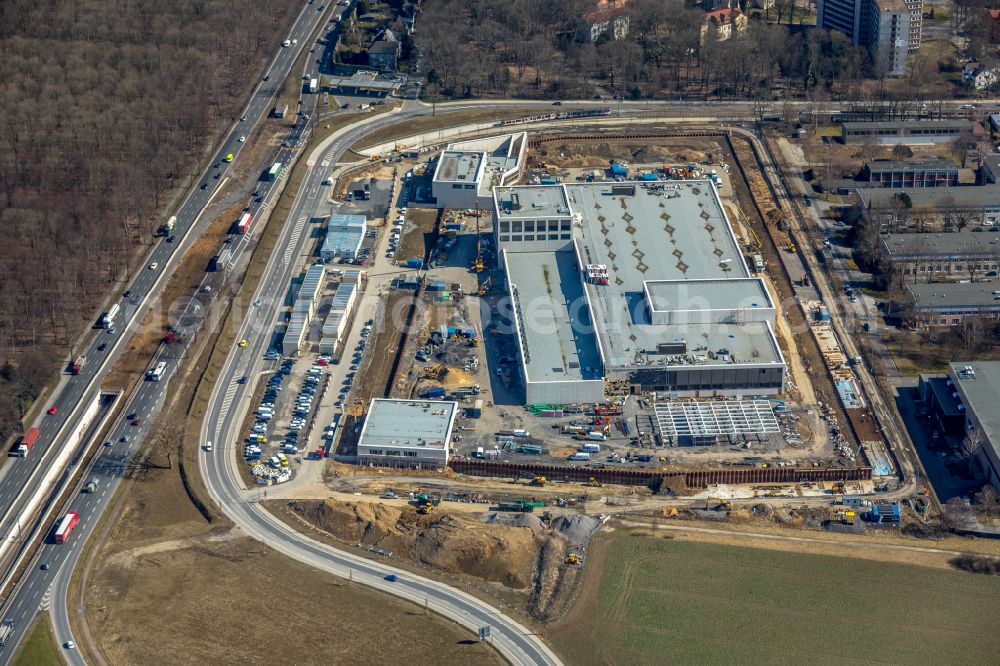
[324,70,402,97]
[495,181,786,405]
[321,214,367,261]
[818,0,914,76]
[878,232,1000,282]
[944,362,1000,492]
[431,133,526,210]
[356,399,458,469]
[861,159,959,188]
[283,263,326,355]
[842,119,974,144]
[906,282,1000,327]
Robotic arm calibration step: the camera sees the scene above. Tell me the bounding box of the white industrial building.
[431,132,526,210]
[320,214,367,262]
[319,282,358,355]
[494,181,786,406]
[282,263,327,355]
[356,399,458,469]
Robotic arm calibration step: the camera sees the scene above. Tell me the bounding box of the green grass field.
[550,536,1000,666]
[12,617,61,666]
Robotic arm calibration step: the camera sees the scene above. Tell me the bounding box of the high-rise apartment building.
[817,0,915,76]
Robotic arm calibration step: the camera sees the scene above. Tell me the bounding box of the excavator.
[585,476,603,488]
[529,475,547,487]
[565,554,582,566]
[478,275,491,296]
[707,497,732,511]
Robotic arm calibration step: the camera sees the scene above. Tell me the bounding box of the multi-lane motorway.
[1,10,997,656]
[0,1,335,660]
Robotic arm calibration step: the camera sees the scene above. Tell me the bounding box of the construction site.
[315,128,902,511]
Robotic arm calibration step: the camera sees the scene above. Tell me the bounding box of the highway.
[2,27,995,656]
[0,1,335,660]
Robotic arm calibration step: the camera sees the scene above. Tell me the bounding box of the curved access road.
[199,98,566,665]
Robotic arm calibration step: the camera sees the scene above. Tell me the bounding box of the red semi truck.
[53,510,79,544]
[237,211,252,234]
[11,427,40,457]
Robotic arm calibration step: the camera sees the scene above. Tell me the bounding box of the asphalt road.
[1,33,996,657]
[0,1,334,660]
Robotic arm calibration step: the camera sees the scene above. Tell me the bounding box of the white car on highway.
[148,262,158,270]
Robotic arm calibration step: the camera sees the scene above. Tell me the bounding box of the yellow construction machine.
[530,476,547,487]
[565,554,582,566]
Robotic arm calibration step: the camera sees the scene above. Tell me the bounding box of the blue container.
[407,258,424,269]
[425,386,446,398]
[610,163,627,176]
[540,178,558,185]
[641,172,656,181]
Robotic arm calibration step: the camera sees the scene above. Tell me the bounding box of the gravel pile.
[481,512,546,531]
[549,514,601,545]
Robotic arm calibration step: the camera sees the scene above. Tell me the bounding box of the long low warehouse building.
[494,181,786,405]
[356,399,458,469]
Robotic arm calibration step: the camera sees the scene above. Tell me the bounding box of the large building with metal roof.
[431,133,527,210]
[356,399,458,469]
[493,181,786,405]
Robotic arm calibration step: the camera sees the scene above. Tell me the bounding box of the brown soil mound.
[288,499,543,589]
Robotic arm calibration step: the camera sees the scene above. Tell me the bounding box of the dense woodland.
[0,0,300,440]
[415,0,993,102]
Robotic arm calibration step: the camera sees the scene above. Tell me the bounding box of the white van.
[204,441,213,451]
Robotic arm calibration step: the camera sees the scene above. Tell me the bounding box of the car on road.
[64,641,76,649]
[120,434,130,442]
[240,115,246,122]
[384,574,398,582]
[132,418,142,426]
[201,182,209,190]
[98,343,107,352]
[148,262,158,270]
[254,299,262,308]
[48,406,58,414]
[239,339,248,348]
[552,101,562,105]
[166,235,175,243]
[40,562,50,570]
[238,136,246,143]
[283,39,291,47]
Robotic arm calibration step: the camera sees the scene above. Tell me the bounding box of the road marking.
[39,584,52,612]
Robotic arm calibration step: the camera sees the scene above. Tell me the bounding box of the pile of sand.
[288,500,543,589]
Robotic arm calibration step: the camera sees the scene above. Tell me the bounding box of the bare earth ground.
[549,530,1000,666]
[77,103,504,666]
